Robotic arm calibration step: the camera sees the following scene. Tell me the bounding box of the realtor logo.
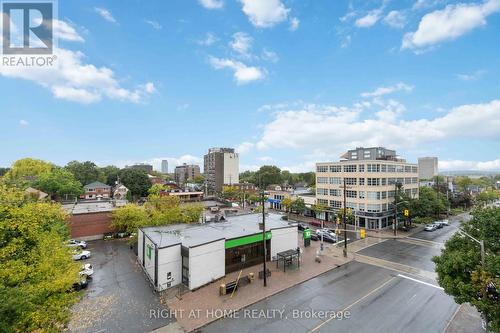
[2,1,53,55]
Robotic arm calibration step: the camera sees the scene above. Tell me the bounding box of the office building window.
[329,165,342,172]
[412,166,418,173]
[381,203,388,211]
[381,191,387,199]
[329,200,341,208]
[345,177,357,185]
[317,188,328,195]
[318,199,329,205]
[317,177,328,184]
[358,203,365,211]
[346,190,357,198]
[412,177,418,184]
[381,164,387,172]
[367,204,381,212]
[330,189,341,197]
[346,202,356,209]
[317,165,328,172]
[367,191,380,200]
[351,152,358,159]
[405,166,412,173]
[358,164,365,172]
[343,165,357,172]
[381,178,387,186]
[367,178,380,186]
[367,164,380,172]
[359,178,365,185]
[387,165,396,173]
[396,165,404,172]
[330,177,341,184]
[359,191,365,199]
[388,190,395,198]
[405,177,412,184]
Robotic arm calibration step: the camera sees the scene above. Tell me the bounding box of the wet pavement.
[410,213,470,243]
[68,240,173,333]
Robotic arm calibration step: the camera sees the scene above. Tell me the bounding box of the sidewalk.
[164,241,349,332]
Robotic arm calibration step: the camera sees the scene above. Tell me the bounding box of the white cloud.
[402,0,500,50]
[253,100,500,159]
[412,0,445,11]
[145,20,162,30]
[230,32,253,56]
[239,0,290,28]
[383,10,407,28]
[19,119,29,127]
[52,19,85,42]
[198,0,224,10]
[361,82,413,98]
[198,32,218,46]
[355,9,383,28]
[289,17,300,31]
[236,142,255,154]
[455,69,486,81]
[0,48,155,104]
[94,7,117,23]
[258,156,274,162]
[439,159,500,171]
[209,56,266,84]
[261,49,279,62]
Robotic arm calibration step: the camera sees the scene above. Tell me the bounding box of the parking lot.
[68,240,173,333]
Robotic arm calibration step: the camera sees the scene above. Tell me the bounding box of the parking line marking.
[397,274,443,290]
[308,276,396,333]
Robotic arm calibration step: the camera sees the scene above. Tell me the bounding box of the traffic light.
[347,208,351,215]
[404,209,409,217]
[337,217,341,225]
[360,229,366,239]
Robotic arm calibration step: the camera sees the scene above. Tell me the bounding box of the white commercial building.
[138,213,297,291]
[418,157,438,180]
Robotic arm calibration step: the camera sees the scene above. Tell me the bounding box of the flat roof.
[141,213,293,248]
[62,201,114,214]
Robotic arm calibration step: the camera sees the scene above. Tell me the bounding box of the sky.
[0,0,499,173]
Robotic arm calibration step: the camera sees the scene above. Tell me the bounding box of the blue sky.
[1,0,499,172]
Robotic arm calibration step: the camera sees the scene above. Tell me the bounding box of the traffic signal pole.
[343,178,347,258]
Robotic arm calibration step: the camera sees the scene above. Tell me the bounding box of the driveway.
[68,240,173,333]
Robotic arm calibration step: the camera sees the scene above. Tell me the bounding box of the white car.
[424,224,437,231]
[65,239,87,249]
[73,250,91,260]
[79,263,94,277]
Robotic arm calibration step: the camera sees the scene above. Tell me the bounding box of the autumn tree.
[0,185,80,332]
[3,158,53,186]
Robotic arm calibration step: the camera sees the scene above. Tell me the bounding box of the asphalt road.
[200,261,457,333]
[68,240,173,333]
[410,213,471,243]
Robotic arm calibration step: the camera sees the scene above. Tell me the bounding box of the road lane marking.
[308,276,396,333]
[397,274,444,290]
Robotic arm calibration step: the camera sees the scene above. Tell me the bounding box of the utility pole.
[394,182,398,236]
[436,176,440,219]
[261,190,267,287]
[343,177,348,258]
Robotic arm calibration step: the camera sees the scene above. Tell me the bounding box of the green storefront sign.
[225,232,272,249]
[303,228,311,239]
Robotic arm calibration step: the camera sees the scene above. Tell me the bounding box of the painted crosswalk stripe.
[397,274,444,290]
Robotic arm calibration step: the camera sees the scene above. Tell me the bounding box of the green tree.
[433,207,500,332]
[65,161,102,186]
[290,198,306,214]
[181,203,204,223]
[0,167,9,177]
[111,203,148,240]
[148,183,167,196]
[100,165,120,186]
[192,174,205,185]
[119,168,152,199]
[254,165,282,188]
[281,197,293,213]
[0,185,80,332]
[34,168,84,200]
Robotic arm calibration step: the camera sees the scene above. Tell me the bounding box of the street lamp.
[340,178,352,258]
[456,227,485,268]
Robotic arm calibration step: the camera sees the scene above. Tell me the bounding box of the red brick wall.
[69,212,116,238]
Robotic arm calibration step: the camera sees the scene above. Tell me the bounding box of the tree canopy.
[0,185,80,332]
[119,168,151,199]
[239,166,315,188]
[65,161,101,186]
[34,168,83,200]
[433,207,499,332]
[3,158,54,186]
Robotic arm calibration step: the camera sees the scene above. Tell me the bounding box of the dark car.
[71,276,89,291]
[297,223,308,231]
[309,220,323,227]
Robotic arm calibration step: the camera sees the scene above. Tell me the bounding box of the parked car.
[310,233,319,241]
[316,230,337,243]
[435,219,449,227]
[297,223,309,231]
[317,228,336,238]
[73,250,91,260]
[424,224,437,231]
[71,275,88,291]
[79,263,94,277]
[65,239,87,249]
[435,222,444,229]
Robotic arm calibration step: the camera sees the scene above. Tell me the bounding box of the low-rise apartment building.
[315,147,418,230]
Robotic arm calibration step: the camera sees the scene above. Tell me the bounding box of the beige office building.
[315,147,419,230]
